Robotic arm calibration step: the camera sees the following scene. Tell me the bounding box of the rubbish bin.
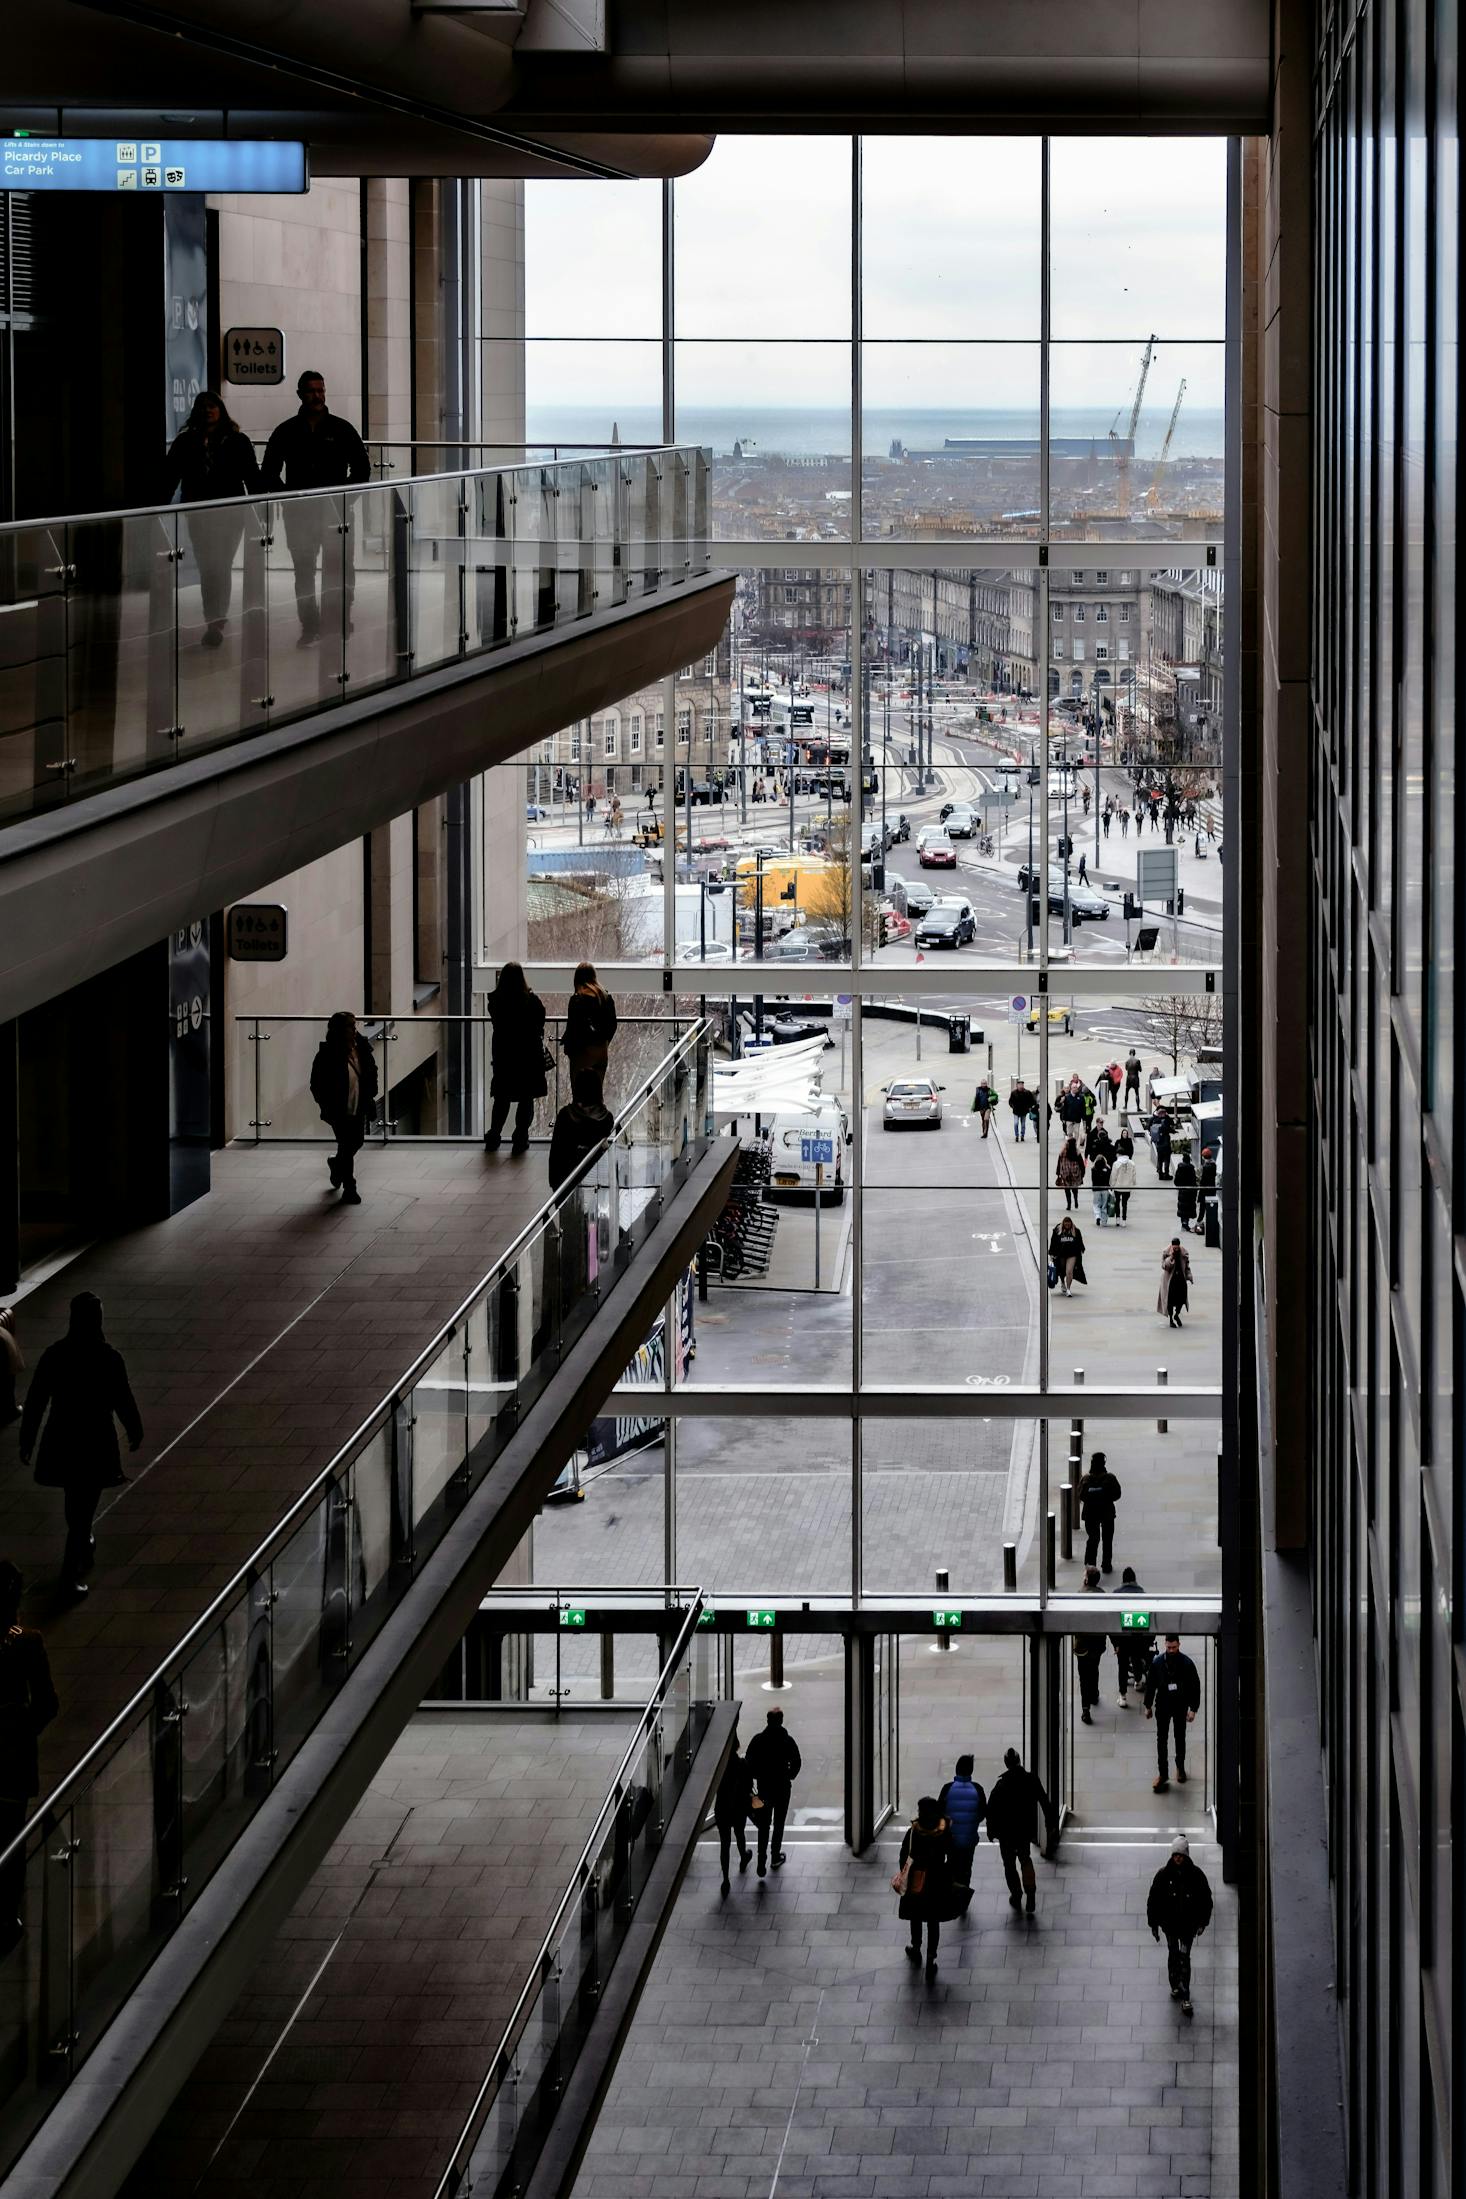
[948,1013,970,1054]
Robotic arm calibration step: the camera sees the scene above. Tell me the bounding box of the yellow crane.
[1147,379,1187,507]
[1107,334,1156,516]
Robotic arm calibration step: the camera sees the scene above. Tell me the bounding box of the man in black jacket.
[744,1707,801,1876]
[308,1012,379,1205]
[1079,1451,1122,1573]
[1146,1836,1213,2016]
[985,1746,1051,1915]
[260,370,372,642]
[1144,1634,1202,1791]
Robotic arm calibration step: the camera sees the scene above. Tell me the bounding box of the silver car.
[882,1076,945,1129]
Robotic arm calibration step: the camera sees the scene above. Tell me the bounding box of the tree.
[1131,991,1224,1074]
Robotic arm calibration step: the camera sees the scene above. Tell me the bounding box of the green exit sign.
[1121,1610,1153,1630]
[697,1608,717,1627]
[559,1607,587,1628]
[932,1608,963,1629]
[745,1608,777,1629]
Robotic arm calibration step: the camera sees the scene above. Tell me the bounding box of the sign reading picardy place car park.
[1,135,308,194]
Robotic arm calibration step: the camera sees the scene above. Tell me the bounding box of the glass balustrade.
[0,1021,715,2180]
[0,450,710,825]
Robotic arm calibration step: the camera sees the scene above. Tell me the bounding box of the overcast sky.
[523,135,1227,413]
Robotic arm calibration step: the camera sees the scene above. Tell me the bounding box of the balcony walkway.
[0,1141,556,1794]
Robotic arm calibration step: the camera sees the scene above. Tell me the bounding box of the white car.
[882,1076,945,1129]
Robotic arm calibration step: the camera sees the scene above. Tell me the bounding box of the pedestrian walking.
[1173,1151,1200,1231]
[1108,1062,1125,1113]
[1103,800,1113,837]
[161,390,263,646]
[0,1307,22,1428]
[484,962,548,1155]
[936,1754,987,1904]
[1048,1215,1088,1296]
[309,1011,378,1204]
[1007,1080,1034,1141]
[1124,1048,1143,1107]
[1110,1146,1136,1225]
[985,1746,1051,1915]
[1148,1837,1213,2018]
[1056,1134,1086,1212]
[1074,1566,1107,1721]
[1090,1143,1113,1226]
[971,1078,996,1136]
[1077,852,1088,883]
[1079,1452,1123,1573]
[0,1561,58,1952]
[1111,1568,1152,1699]
[1149,1110,1173,1180]
[561,962,618,1105]
[1121,807,1131,837]
[1198,1148,1220,1244]
[260,370,372,642]
[745,1707,801,1876]
[1145,1634,1202,1790]
[18,1295,143,1599]
[1160,1238,1192,1328]
[714,1736,754,1897]
[895,1796,958,1978]
[1057,1079,1087,1141]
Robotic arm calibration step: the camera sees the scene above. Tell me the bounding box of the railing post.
[1157,1366,1169,1435]
[1003,1543,1018,1592]
[246,1566,277,1792]
[151,1677,186,1917]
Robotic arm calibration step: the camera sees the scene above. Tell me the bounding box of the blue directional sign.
[801,1135,835,1165]
[1,137,308,194]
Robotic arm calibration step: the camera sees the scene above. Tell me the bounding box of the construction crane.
[1107,334,1156,516]
[1147,379,1187,507]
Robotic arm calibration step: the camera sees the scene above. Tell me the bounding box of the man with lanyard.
[261,370,372,644]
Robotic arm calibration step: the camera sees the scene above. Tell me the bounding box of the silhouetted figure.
[19,1294,143,1598]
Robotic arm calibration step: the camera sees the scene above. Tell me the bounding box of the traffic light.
[1177,887,1185,916]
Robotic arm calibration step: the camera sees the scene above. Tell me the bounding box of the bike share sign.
[801,1134,835,1164]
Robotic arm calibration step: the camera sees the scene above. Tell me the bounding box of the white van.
[767,1096,851,1204]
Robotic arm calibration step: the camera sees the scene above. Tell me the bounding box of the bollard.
[1157,1366,1169,1435]
[770,1630,785,1689]
[1068,1444,1083,1492]
[1059,1481,1074,1561]
[600,1633,615,1701]
[1046,1511,1057,1590]
[1073,1367,1085,1387]
[1070,1414,1084,1458]
[1003,1543,1018,1592]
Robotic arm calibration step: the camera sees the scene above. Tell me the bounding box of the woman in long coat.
[562,961,619,1105]
[485,961,548,1154]
[1056,1134,1086,1212]
[897,1795,961,1978]
[1159,1238,1193,1327]
[18,1294,143,1597]
[1049,1216,1089,1296]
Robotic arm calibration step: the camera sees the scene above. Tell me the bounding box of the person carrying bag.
[893,1795,962,1979]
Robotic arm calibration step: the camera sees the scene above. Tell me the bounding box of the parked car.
[772,932,825,961]
[917,833,958,869]
[914,901,976,949]
[882,1076,945,1130]
[526,802,550,820]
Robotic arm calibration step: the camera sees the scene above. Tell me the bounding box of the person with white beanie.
[1146,1836,1214,2017]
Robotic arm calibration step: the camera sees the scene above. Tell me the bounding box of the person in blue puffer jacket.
[936,1753,987,1909]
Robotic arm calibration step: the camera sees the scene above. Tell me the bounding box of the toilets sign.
[225,328,286,386]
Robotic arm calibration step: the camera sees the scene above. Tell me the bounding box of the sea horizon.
[527,403,1226,463]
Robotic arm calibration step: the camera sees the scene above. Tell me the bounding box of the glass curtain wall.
[497,138,1231,1636]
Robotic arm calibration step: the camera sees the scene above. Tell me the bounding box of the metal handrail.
[430,1590,708,2199]
[0,445,698,539]
[0,1017,710,1864]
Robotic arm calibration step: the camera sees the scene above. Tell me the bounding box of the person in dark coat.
[484,962,547,1155]
[1057,1079,1087,1140]
[896,1795,959,1977]
[309,1011,378,1204]
[1007,1081,1035,1141]
[18,1295,143,1597]
[1149,1111,1173,1179]
[971,1080,996,1137]
[714,1737,754,1896]
[744,1707,801,1876]
[1074,1566,1107,1721]
[1089,1142,1113,1228]
[1048,1216,1087,1296]
[1197,1148,1220,1243]
[1172,1152,1199,1229]
[936,1754,987,1903]
[1079,1452,1123,1573]
[1056,1135,1086,1212]
[1147,1836,1214,2016]
[0,1561,59,1949]
[260,369,372,641]
[985,1746,1051,1915]
[1144,1634,1202,1791]
[1160,1238,1192,1327]
[1111,1567,1150,1701]
[562,963,618,1104]
[162,390,263,647]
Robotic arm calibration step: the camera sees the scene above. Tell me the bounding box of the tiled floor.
[0,1144,554,1792]
[122,1711,636,2199]
[573,1834,1239,2199]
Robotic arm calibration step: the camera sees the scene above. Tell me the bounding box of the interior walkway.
[574,1834,1239,2199]
[0,1143,555,1795]
[119,1709,634,2199]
